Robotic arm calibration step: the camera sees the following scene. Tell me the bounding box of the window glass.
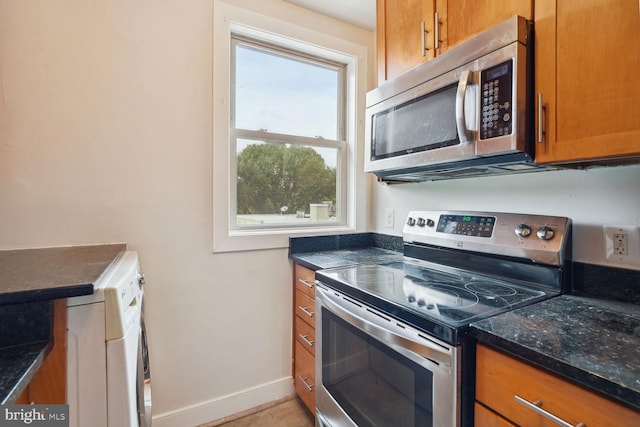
[234,43,341,140]
[235,139,338,225]
[231,37,345,228]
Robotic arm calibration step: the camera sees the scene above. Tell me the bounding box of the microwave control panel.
[480,60,513,140]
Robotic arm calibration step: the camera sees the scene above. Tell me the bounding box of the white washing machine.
[67,251,152,427]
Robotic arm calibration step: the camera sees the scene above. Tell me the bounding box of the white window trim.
[212,1,369,253]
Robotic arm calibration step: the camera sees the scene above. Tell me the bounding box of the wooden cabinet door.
[377,0,436,83]
[535,0,640,164]
[439,0,533,51]
[476,344,640,427]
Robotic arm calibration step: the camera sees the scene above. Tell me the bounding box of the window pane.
[234,43,340,139]
[236,139,338,226]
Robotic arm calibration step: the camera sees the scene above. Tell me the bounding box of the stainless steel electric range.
[314,211,572,427]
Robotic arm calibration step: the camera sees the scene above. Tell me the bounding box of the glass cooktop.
[317,258,553,329]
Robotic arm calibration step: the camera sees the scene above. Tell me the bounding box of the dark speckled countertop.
[291,247,404,270]
[472,295,640,411]
[289,232,403,270]
[0,243,126,305]
[0,243,126,404]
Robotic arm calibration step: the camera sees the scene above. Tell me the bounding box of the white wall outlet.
[384,208,394,228]
[603,225,640,267]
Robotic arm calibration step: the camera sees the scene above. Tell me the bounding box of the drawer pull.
[298,333,314,347]
[298,279,314,289]
[298,376,314,391]
[515,395,586,427]
[298,306,314,318]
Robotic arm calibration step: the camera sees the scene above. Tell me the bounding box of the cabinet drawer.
[476,344,640,427]
[294,264,316,299]
[295,290,315,327]
[295,316,315,355]
[294,341,315,413]
[474,402,516,427]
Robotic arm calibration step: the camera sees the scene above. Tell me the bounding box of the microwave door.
[365,71,477,174]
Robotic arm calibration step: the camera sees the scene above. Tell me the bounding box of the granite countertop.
[472,294,640,411]
[291,247,404,270]
[0,243,126,305]
[289,232,404,270]
[0,243,126,404]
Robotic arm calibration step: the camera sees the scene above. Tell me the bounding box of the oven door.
[315,284,461,427]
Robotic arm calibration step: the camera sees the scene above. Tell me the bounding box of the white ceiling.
[284,0,376,31]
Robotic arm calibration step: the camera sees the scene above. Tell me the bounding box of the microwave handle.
[455,70,474,144]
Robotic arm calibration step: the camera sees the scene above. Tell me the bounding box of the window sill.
[213,225,359,253]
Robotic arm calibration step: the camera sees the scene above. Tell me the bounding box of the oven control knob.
[426,218,435,227]
[515,224,532,238]
[406,217,416,226]
[417,217,426,227]
[537,226,555,241]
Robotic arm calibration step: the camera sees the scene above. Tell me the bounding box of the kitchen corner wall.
[0,1,374,426]
[370,164,640,270]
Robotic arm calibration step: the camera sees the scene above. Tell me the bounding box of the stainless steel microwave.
[365,16,553,182]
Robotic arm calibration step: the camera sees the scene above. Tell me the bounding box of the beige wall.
[0,1,374,425]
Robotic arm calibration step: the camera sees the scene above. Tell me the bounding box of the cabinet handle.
[298,333,314,347]
[434,12,441,50]
[298,279,314,289]
[515,395,586,427]
[298,306,314,318]
[298,376,314,391]
[537,93,546,143]
[421,21,429,56]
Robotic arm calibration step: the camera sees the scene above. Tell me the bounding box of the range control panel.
[403,210,571,266]
[436,214,496,238]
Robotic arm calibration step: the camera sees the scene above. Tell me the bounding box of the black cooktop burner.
[317,258,555,343]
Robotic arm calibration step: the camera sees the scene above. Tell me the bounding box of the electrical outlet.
[603,225,640,267]
[384,208,394,228]
[613,233,628,255]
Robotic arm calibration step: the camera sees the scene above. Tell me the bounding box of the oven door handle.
[317,286,452,367]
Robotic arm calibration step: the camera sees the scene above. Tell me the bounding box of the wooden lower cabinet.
[16,299,67,404]
[294,340,315,413]
[476,344,640,426]
[474,402,516,427]
[293,264,316,414]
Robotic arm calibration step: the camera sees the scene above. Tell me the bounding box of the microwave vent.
[375,153,561,183]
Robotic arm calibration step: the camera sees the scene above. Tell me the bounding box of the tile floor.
[206,398,314,427]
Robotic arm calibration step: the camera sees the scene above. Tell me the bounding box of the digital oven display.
[437,215,496,237]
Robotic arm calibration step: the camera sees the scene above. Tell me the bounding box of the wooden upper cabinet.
[441,0,533,51]
[376,0,533,84]
[535,0,640,164]
[377,0,436,83]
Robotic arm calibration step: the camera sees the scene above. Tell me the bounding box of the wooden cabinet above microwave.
[376,0,533,84]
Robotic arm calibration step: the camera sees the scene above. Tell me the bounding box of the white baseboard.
[151,376,295,427]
